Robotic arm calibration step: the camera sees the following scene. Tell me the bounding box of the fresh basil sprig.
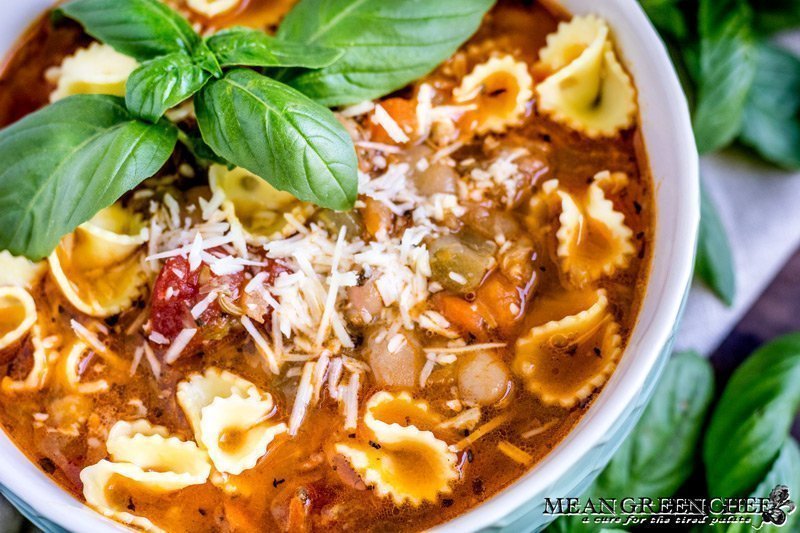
[0,0,494,260]
[703,334,800,498]
[195,69,358,210]
[126,52,213,122]
[56,0,201,61]
[207,27,344,69]
[0,95,177,260]
[277,0,495,106]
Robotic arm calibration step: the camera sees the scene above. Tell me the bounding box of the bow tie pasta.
[48,204,148,317]
[209,165,314,243]
[80,420,211,532]
[48,42,138,102]
[177,368,287,475]
[541,174,635,287]
[513,289,622,408]
[454,55,534,134]
[335,391,458,507]
[535,15,637,137]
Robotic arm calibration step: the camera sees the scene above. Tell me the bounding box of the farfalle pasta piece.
[209,165,313,242]
[0,286,36,351]
[81,420,211,532]
[199,394,287,475]
[49,42,139,102]
[535,16,637,137]
[513,289,623,408]
[49,204,148,317]
[454,55,534,134]
[335,391,458,507]
[544,177,635,286]
[1,325,55,394]
[0,251,46,289]
[187,0,241,17]
[177,368,286,475]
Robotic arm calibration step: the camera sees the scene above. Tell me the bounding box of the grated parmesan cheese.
[163,328,197,364]
[371,104,410,143]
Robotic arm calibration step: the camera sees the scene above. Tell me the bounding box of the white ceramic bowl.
[0,0,699,531]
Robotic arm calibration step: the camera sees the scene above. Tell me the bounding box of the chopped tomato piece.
[150,254,288,349]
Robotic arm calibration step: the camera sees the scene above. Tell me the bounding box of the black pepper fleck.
[272,478,285,488]
[442,498,454,508]
[633,201,642,214]
[369,440,382,450]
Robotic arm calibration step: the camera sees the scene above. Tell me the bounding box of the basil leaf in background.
[277,0,495,106]
[751,0,800,35]
[639,0,690,40]
[207,27,344,69]
[692,0,756,154]
[58,0,200,61]
[547,352,714,533]
[706,439,800,533]
[126,53,211,123]
[195,69,358,210]
[0,95,177,260]
[703,334,800,498]
[739,43,800,169]
[593,351,714,499]
[696,183,736,305]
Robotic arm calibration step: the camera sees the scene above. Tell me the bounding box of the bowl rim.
[0,0,700,531]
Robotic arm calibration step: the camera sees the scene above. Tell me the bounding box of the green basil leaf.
[277,0,495,106]
[126,53,211,123]
[708,439,800,533]
[207,27,344,69]
[695,183,736,305]
[546,352,714,533]
[703,334,800,498]
[58,0,200,61]
[0,95,177,260]
[177,128,229,166]
[192,40,223,79]
[751,0,800,35]
[692,0,756,154]
[592,351,714,500]
[639,0,689,41]
[195,69,357,210]
[739,44,800,170]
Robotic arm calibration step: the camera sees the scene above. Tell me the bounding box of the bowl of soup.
[0,0,697,531]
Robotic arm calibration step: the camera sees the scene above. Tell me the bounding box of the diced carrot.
[368,98,418,145]
[433,293,489,340]
[476,271,524,337]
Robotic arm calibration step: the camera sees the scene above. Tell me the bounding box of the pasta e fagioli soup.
[0,0,653,531]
